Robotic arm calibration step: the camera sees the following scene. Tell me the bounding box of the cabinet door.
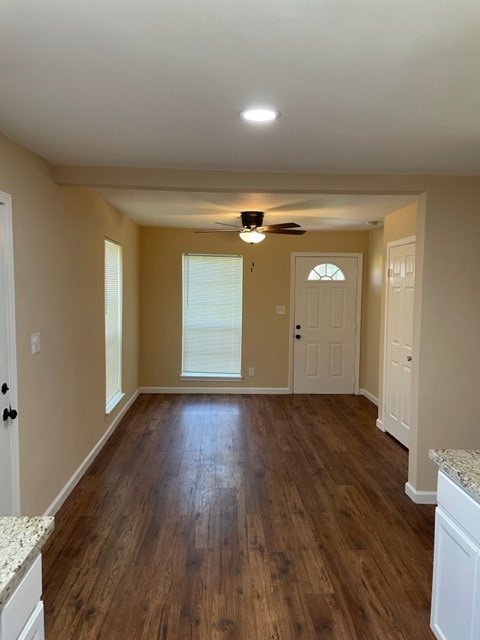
[431,507,480,640]
[17,602,44,640]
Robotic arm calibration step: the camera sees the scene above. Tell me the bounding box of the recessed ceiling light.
[240,107,280,123]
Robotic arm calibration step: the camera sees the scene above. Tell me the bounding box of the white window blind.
[182,254,243,378]
[105,239,123,412]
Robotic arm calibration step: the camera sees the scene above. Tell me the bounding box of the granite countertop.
[0,516,54,608]
[430,449,480,502]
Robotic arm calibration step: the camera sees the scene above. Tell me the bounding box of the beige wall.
[383,203,417,245]
[0,133,139,515]
[139,227,370,389]
[360,227,383,399]
[412,184,480,490]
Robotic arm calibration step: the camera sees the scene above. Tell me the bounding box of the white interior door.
[383,240,415,448]
[293,255,361,393]
[0,193,20,515]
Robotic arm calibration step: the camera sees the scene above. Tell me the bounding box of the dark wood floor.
[42,394,436,639]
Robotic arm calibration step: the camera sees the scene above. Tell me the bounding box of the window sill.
[180,374,243,383]
[106,391,125,415]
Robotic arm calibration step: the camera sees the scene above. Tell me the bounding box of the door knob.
[296,324,301,330]
[295,334,301,340]
[3,405,18,421]
[1,383,9,395]
[406,356,412,362]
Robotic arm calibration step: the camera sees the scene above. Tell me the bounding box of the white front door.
[0,192,20,515]
[383,240,415,448]
[293,255,361,393]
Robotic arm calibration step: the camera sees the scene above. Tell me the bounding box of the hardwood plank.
[43,394,436,639]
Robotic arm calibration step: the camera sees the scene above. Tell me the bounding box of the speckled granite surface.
[430,449,480,501]
[0,516,54,608]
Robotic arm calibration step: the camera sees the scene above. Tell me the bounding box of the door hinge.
[388,268,393,278]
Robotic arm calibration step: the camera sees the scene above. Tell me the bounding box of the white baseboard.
[44,389,140,516]
[405,482,437,505]
[139,386,290,395]
[359,389,378,406]
[376,418,385,432]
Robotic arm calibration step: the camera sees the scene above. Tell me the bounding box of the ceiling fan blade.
[264,228,306,235]
[261,222,300,230]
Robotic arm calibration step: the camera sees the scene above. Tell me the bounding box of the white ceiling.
[1,0,477,227]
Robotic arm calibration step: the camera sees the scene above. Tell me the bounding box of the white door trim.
[0,190,21,514]
[381,236,416,445]
[385,235,416,250]
[289,252,363,394]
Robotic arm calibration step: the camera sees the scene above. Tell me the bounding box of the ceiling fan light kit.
[239,229,266,244]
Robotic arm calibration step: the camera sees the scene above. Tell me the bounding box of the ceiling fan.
[196,211,306,244]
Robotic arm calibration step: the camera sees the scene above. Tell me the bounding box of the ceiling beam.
[51,165,428,196]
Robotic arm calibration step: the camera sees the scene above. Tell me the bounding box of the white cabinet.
[431,471,480,639]
[0,556,45,640]
[17,603,44,640]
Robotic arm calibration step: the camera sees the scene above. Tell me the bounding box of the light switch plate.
[31,332,41,355]
[276,305,286,316]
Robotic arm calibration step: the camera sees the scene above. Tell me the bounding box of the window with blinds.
[182,254,243,379]
[105,239,123,413]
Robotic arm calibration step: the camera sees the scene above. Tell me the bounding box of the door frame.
[288,252,363,394]
[380,236,416,437]
[0,190,20,514]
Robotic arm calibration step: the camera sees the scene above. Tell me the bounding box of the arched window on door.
[307,263,346,281]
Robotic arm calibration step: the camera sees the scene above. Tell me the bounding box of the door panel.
[307,290,320,327]
[330,343,343,377]
[404,285,414,349]
[294,255,360,394]
[331,289,345,327]
[305,343,320,377]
